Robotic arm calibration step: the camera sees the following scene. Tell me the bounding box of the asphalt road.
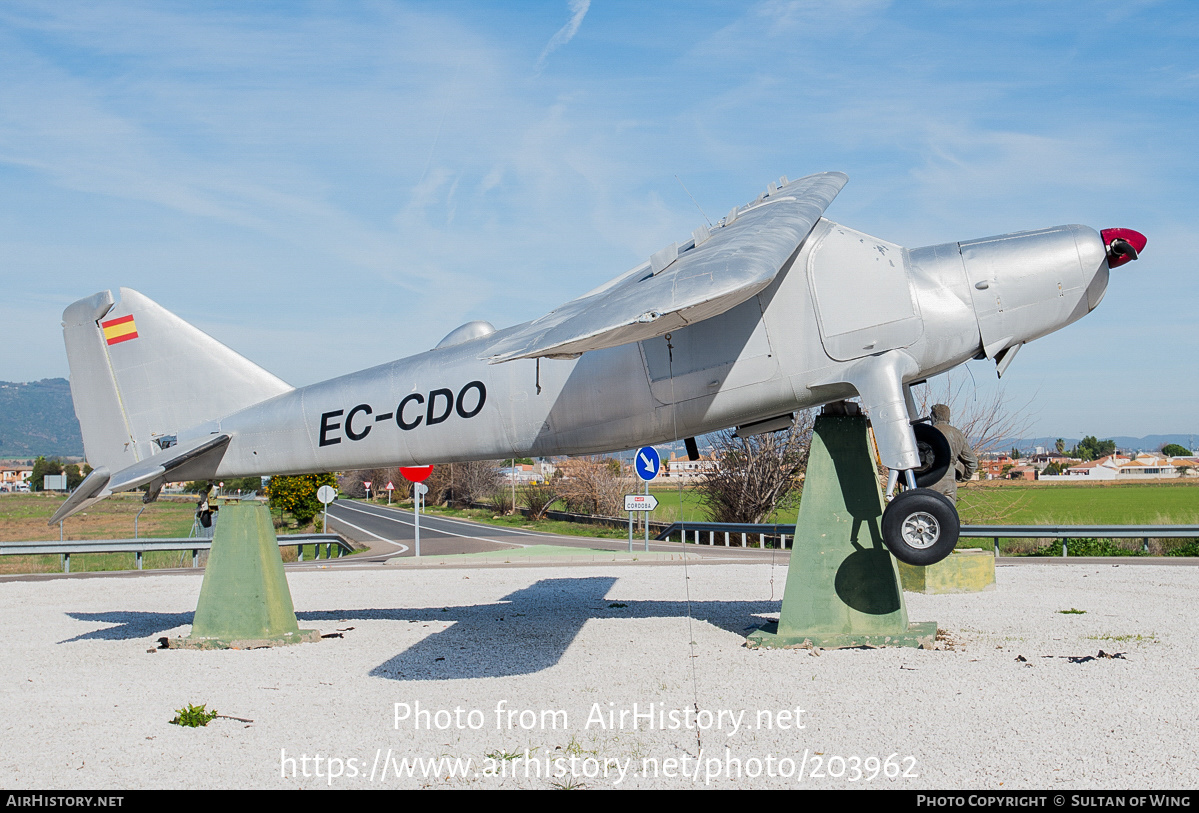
[323,499,777,563]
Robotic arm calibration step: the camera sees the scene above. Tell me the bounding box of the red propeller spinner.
[1101,228,1147,268]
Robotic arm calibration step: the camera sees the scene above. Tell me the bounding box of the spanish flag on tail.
[100,314,138,345]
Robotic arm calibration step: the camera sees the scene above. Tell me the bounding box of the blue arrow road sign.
[635,446,660,481]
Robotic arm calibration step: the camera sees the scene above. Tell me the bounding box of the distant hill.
[0,379,84,458]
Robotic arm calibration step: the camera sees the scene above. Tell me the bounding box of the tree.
[1009,447,1021,460]
[340,467,402,500]
[694,412,814,524]
[223,476,264,494]
[64,463,84,490]
[414,460,503,507]
[1071,436,1116,461]
[28,456,63,491]
[912,372,1033,459]
[911,374,1038,521]
[555,456,630,517]
[1161,443,1192,457]
[1055,438,1066,455]
[267,473,338,527]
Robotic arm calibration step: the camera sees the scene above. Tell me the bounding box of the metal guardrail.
[655,522,797,549]
[655,522,1199,556]
[959,525,1199,556]
[0,533,353,573]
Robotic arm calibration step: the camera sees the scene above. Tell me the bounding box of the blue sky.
[1,1,1195,439]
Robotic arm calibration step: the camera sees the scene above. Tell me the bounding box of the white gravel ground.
[1,561,1197,790]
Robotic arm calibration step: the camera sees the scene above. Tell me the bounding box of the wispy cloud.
[536,0,590,71]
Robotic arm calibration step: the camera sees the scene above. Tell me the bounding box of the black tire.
[881,488,960,566]
[912,423,951,488]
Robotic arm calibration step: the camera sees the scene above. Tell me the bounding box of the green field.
[651,480,1199,527]
[645,483,796,524]
[952,481,1199,555]
[0,492,341,575]
[955,482,1199,525]
[645,484,706,523]
[433,480,1199,529]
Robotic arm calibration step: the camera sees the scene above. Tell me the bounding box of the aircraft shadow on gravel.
[60,577,782,679]
[365,576,782,681]
[59,610,194,643]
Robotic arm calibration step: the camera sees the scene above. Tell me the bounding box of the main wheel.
[881,487,960,566]
[912,423,951,488]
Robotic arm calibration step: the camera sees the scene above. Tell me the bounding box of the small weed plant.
[170,703,218,727]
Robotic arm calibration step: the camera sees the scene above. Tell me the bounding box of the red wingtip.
[1101,228,1147,268]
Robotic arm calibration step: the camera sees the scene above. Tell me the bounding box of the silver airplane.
[52,171,1146,566]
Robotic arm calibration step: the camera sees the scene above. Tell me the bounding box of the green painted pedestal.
[747,415,937,650]
[169,503,319,649]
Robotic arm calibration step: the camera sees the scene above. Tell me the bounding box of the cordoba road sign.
[624,494,659,511]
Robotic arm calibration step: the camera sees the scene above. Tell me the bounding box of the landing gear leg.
[844,350,960,566]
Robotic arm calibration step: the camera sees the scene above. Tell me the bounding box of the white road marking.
[331,502,529,548]
[352,501,557,539]
[324,513,409,553]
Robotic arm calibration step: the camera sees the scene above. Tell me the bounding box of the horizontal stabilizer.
[47,467,112,526]
[49,434,231,525]
[486,171,848,362]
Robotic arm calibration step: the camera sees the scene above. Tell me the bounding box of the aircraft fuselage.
[197,218,1109,478]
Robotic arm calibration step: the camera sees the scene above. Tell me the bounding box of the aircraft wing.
[486,171,848,362]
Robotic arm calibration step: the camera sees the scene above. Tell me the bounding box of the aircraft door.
[806,220,924,362]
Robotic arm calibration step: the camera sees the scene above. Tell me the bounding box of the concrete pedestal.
[747,415,936,650]
[169,503,319,650]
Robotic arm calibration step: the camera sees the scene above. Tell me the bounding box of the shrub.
[491,487,514,515]
[520,483,559,520]
[1032,538,1144,557]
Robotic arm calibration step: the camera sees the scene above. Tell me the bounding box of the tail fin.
[62,288,293,472]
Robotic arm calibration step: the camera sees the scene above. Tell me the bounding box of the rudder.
[62,288,293,472]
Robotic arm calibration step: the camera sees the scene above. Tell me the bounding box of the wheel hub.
[900,511,940,549]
